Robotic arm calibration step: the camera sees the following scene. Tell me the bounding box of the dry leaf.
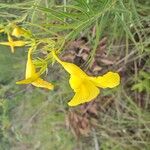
[100,58,114,65]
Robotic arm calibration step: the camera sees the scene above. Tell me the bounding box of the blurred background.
[0,0,150,150]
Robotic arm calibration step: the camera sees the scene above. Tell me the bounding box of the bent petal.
[16,74,39,84]
[62,62,86,76]
[13,41,26,47]
[90,71,120,88]
[16,77,54,90]
[0,41,14,53]
[25,48,36,78]
[16,47,54,90]
[68,80,100,106]
[16,48,38,84]
[0,35,25,53]
[52,51,86,76]
[0,42,10,46]
[32,78,54,90]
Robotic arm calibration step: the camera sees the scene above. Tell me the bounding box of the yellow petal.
[0,34,25,53]
[62,62,86,77]
[12,27,20,37]
[32,78,54,90]
[7,35,25,47]
[12,26,32,38]
[16,74,39,84]
[69,75,83,92]
[13,41,26,47]
[12,27,26,37]
[17,47,54,90]
[16,76,54,90]
[90,71,120,88]
[25,48,36,78]
[52,50,86,77]
[0,29,4,33]
[0,41,15,53]
[16,47,38,84]
[0,42,10,46]
[10,45,15,53]
[68,80,99,106]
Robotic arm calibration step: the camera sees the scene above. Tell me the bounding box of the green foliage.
[0,46,26,84]
[132,71,150,92]
[0,99,11,150]
[0,0,150,150]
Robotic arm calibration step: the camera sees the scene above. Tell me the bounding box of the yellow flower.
[16,47,54,90]
[0,35,26,53]
[12,26,32,38]
[52,51,120,106]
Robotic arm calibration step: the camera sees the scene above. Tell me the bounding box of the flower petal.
[69,75,83,92]
[12,27,26,37]
[10,45,15,53]
[0,42,10,46]
[68,80,99,106]
[0,29,4,33]
[12,26,32,38]
[16,74,39,84]
[62,62,86,76]
[0,34,25,53]
[25,47,36,78]
[13,41,26,47]
[52,51,86,76]
[90,71,120,88]
[32,78,54,90]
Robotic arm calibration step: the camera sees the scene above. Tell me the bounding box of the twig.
[92,128,100,150]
